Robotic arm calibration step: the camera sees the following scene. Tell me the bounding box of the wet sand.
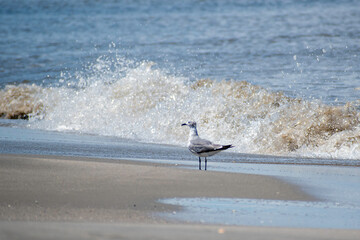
[0,154,359,239]
[1,222,359,240]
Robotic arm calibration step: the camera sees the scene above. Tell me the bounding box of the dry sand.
[0,154,359,239]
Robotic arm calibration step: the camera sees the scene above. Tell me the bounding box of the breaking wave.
[1,58,359,159]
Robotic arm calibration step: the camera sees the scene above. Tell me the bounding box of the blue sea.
[1,0,360,159]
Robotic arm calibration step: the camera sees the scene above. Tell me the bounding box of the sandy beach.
[1,153,359,239]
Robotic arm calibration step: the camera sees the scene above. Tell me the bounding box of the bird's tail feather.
[220,144,233,150]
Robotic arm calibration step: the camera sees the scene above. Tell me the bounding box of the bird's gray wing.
[189,138,216,154]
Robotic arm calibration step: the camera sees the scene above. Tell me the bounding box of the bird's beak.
[181,123,187,126]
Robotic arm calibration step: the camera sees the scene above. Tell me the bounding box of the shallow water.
[174,155,360,229]
[1,124,359,166]
[168,162,360,229]
[159,198,360,229]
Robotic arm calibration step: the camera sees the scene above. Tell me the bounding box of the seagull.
[181,121,233,170]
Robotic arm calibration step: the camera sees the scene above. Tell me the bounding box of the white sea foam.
[1,58,359,160]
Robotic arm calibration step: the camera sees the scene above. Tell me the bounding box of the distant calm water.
[1,0,360,159]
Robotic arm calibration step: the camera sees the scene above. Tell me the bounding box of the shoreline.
[0,153,314,223]
[1,125,360,167]
[1,153,359,239]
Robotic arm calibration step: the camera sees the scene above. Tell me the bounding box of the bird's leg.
[205,157,207,171]
[199,157,201,170]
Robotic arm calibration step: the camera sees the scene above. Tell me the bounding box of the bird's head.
[181,121,197,128]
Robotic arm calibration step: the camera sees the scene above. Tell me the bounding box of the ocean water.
[1,0,360,160]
